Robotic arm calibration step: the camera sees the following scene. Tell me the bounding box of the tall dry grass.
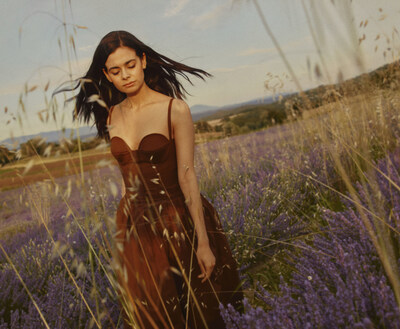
[1,0,399,328]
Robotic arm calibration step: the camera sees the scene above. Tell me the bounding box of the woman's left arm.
[172,99,216,283]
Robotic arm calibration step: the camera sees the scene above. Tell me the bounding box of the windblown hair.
[54,30,211,140]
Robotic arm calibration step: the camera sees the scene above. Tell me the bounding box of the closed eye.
[111,65,134,75]
[107,59,136,74]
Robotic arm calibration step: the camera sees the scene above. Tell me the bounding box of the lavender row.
[0,111,399,327]
[219,144,400,328]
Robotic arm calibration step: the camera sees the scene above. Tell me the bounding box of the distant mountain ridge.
[1,126,97,149]
[1,95,278,148]
[191,95,283,121]
[190,104,219,115]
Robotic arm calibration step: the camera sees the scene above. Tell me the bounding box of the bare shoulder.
[170,99,193,139]
[171,98,191,120]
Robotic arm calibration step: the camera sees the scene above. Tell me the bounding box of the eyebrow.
[108,59,136,71]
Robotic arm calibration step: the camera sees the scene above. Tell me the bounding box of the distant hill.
[191,95,287,121]
[190,104,219,116]
[193,60,400,130]
[1,96,282,148]
[1,126,97,149]
[279,60,400,114]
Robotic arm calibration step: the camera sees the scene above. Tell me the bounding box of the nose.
[121,67,130,79]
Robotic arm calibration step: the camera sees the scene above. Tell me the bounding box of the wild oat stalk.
[250,0,400,309]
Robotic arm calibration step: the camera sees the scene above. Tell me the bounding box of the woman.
[70,31,242,329]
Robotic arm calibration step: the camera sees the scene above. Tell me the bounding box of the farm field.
[0,148,116,191]
[0,88,399,328]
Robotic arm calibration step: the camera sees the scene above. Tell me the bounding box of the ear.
[102,68,112,83]
[142,53,147,69]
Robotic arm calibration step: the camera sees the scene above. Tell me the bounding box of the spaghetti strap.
[107,106,115,125]
[167,98,173,140]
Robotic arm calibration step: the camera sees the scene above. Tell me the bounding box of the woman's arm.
[172,99,216,282]
[121,178,126,197]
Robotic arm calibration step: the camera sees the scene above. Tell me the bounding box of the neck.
[125,83,152,109]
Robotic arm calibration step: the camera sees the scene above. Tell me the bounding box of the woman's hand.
[197,243,216,283]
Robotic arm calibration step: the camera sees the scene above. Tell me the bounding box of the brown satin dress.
[109,98,242,329]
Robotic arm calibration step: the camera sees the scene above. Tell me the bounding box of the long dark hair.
[54,31,211,140]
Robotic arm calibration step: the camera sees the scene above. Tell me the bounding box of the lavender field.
[1,87,400,328]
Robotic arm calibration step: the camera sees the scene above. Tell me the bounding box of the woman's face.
[103,46,147,94]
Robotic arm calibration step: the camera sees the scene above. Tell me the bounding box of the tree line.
[195,101,288,136]
[1,100,295,167]
[0,137,104,166]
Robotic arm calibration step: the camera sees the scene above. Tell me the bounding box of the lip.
[123,81,135,87]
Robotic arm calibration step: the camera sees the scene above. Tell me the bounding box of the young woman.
[70,31,242,329]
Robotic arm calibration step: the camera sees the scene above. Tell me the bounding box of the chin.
[125,83,144,95]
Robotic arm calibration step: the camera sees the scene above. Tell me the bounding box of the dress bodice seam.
[111,135,175,153]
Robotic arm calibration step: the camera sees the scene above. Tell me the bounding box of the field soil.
[0,149,116,191]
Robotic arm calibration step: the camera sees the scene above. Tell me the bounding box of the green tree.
[0,145,15,166]
[20,137,47,157]
[195,120,212,133]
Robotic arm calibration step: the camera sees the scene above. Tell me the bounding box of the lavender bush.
[0,221,122,328]
[1,90,399,328]
[220,148,400,328]
[0,167,123,328]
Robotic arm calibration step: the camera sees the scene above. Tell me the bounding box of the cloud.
[0,83,23,96]
[191,1,234,29]
[71,57,93,74]
[239,35,314,58]
[238,47,276,57]
[164,0,190,17]
[210,64,257,74]
[0,56,92,98]
[78,44,95,52]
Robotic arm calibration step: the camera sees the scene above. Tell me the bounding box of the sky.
[0,0,399,143]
